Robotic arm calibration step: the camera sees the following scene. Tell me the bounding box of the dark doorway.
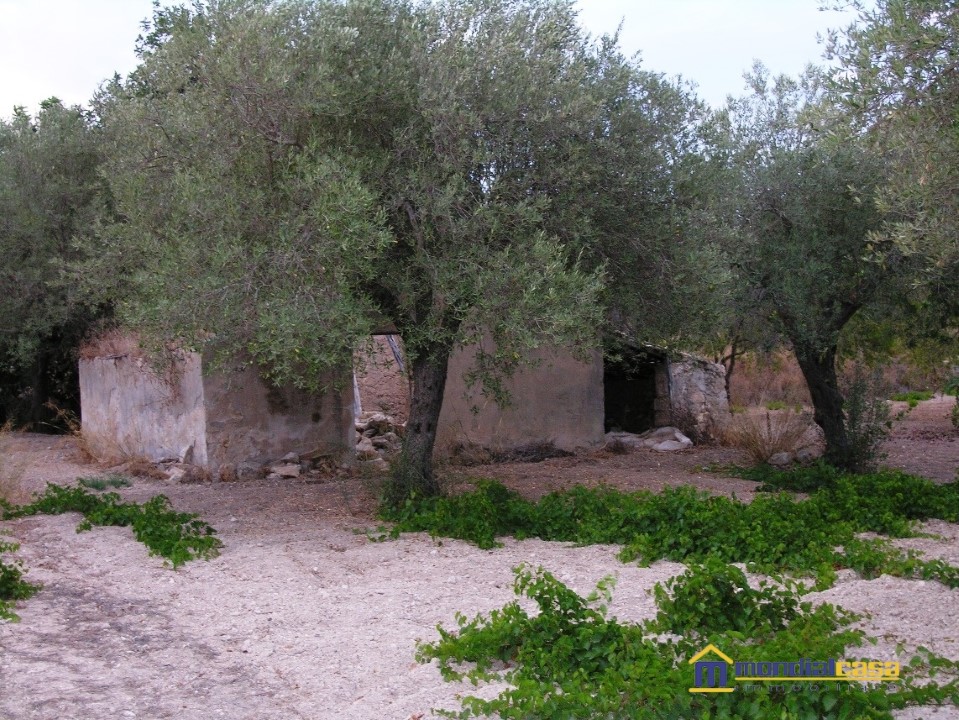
[603,352,661,433]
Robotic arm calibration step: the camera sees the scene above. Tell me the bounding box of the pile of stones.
[354,411,404,471]
[603,426,695,452]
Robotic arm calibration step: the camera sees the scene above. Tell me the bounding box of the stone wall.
[654,362,673,426]
[79,352,354,471]
[667,354,731,442]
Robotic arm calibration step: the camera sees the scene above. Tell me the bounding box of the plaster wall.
[78,354,207,464]
[203,366,354,470]
[80,352,354,470]
[437,346,605,453]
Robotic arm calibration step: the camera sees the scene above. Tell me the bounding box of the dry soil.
[0,397,957,720]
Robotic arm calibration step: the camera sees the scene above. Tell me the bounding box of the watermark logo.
[689,644,735,693]
[688,644,900,693]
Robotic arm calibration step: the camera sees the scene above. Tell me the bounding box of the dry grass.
[43,401,101,464]
[729,351,811,408]
[118,457,169,481]
[724,409,816,465]
[77,328,145,361]
[0,422,29,505]
[731,349,946,409]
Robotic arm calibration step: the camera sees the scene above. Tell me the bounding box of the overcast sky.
[0,0,861,119]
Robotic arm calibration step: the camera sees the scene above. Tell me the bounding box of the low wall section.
[436,346,605,453]
[79,353,353,470]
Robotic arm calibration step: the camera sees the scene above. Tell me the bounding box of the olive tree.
[710,68,915,469]
[0,100,108,426]
[95,0,696,501]
[828,0,959,272]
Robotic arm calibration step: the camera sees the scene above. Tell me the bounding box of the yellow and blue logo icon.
[689,644,900,693]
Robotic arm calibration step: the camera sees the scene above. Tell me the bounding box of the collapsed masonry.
[79,336,730,473]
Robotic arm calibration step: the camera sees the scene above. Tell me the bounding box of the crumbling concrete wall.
[79,352,353,471]
[203,366,354,473]
[353,335,729,456]
[667,354,731,442]
[79,354,208,465]
[436,346,605,454]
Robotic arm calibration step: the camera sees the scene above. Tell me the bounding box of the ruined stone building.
[356,335,731,454]
[79,334,729,472]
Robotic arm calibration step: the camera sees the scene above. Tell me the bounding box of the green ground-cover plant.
[946,377,959,398]
[734,460,844,492]
[78,475,132,491]
[891,390,935,407]
[649,556,805,637]
[384,473,959,587]
[3,483,222,568]
[419,563,959,719]
[739,464,959,525]
[0,540,40,622]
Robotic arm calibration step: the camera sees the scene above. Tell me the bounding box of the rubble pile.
[604,426,694,452]
[354,411,404,471]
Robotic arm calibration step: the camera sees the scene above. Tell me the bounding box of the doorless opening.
[603,351,662,433]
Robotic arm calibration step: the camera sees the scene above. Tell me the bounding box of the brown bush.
[0,422,29,506]
[729,351,811,409]
[724,409,816,465]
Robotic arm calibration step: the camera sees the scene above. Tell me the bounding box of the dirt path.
[884,395,958,482]
[1,399,958,720]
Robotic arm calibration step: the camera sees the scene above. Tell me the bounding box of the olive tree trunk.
[793,344,851,468]
[386,346,451,505]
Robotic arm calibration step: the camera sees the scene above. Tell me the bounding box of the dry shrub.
[445,442,494,467]
[43,401,102,464]
[725,409,816,465]
[119,457,169,480]
[732,349,944,409]
[730,351,811,408]
[78,328,144,361]
[490,442,573,464]
[180,465,212,484]
[838,357,945,396]
[217,464,239,483]
[0,422,29,505]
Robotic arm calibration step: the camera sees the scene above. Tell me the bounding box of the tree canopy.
[701,66,916,469]
[828,0,959,277]
[89,0,700,499]
[0,100,108,426]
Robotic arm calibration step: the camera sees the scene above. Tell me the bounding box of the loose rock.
[270,463,301,479]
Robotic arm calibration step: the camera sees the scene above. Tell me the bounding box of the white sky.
[0,0,861,119]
